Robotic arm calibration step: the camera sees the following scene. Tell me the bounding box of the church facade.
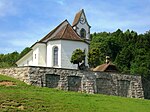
[16,9,91,69]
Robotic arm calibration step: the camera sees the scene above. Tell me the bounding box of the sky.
[0,0,150,54]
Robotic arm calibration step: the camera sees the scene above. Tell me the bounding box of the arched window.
[80,28,86,39]
[53,46,58,66]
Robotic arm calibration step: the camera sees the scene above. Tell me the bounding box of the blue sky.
[0,0,150,54]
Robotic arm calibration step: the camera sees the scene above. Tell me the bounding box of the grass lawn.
[0,74,150,112]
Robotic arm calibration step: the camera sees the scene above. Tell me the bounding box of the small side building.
[93,56,119,72]
[93,63,119,72]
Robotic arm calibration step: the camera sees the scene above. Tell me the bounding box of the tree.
[70,49,85,70]
[130,48,150,77]
[88,48,100,68]
[9,51,19,66]
[115,46,134,73]
[0,47,31,68]
[0,51,19,68]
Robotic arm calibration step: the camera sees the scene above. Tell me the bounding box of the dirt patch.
[0,100,24,110]
[17,105,24,110]
[0,81,16,86]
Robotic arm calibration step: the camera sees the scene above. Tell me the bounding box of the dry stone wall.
[0,66,144,98]
[141,77,150,99]
[0,67,30,84]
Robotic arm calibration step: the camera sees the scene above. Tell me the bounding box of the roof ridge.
[60,24,68,39]
[39,19,68,42]
[102,64,109,71]
[60,22,82,41]
[67,22,82,40]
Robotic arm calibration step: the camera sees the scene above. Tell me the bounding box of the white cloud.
[8,39,34,47]
[55,0,65,5]
[0,0,17,17]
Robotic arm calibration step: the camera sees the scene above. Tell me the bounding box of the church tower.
[72,9,91,41]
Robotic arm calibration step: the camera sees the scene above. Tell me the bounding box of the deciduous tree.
[70,49,85,70]
[88,48,100,68]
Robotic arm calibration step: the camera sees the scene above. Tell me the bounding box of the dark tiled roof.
[93,63,119,72]
[72,9,83,26]
[39,19,85,42]
[39,20,67,42]
[93,64,109,72]
[50,23,82,41]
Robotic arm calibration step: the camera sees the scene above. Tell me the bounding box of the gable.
[39,19,89,44]
[16,49,33,65]
[72,9,90,28]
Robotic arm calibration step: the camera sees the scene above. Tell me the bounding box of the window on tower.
[80,28,86,39]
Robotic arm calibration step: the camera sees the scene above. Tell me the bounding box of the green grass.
[0,74,150,112]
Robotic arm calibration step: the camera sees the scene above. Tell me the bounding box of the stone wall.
[0,67,30,84]
[95,72,144,98]
[0,66,144,99]
[142,77,150,99]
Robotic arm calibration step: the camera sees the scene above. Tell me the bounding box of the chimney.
[106,56,110,64]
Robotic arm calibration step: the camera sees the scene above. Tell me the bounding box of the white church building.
[16,9,91,69]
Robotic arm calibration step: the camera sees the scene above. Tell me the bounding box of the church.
[16,9,91,69]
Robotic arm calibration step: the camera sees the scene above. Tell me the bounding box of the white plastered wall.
[38,43,46,66]
[32,43,46,66]
[47,40,61,68]
[32,47,39,66]
[61,40,89,69]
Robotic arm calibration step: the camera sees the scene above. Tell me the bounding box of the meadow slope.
[0,74,150,112]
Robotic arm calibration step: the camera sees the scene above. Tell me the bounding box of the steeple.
[72,9,91,40]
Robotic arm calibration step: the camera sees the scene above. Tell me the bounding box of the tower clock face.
[80,17,85,24]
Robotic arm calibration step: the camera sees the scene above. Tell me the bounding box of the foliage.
[71,49,85,69]
[88,48,100,68]
[1,74,150,112]
[90,31,122,64]
[130,49,150,76]
[0,51,19,68]
[90,29,150,77]
[0,47,31,68]
[115,45,134,73]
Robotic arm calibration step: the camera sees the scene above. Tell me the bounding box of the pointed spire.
[72,9,84,26]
